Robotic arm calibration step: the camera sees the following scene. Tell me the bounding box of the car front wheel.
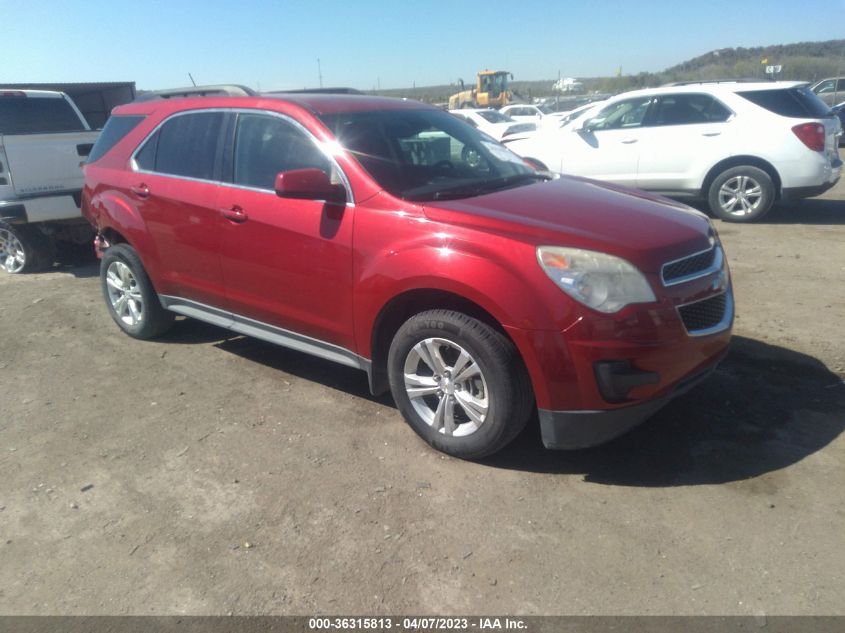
[707,166,775,222]
[387,310,533,459]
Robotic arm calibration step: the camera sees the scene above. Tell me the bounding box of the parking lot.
[1,179,844,616]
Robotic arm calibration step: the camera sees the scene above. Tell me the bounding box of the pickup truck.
[0,89,99,273]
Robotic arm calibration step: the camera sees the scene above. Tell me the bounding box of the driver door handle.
[620,139,638,144]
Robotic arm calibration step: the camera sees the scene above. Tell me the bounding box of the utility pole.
[317,58,323,88]
[188,73,197,86]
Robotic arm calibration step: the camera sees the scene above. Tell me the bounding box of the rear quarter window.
[0,95,87,134]
[738,87,832,119]
[86,115,144,164]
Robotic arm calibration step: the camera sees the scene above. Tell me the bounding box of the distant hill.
[375,39,845,103]
[664,39,845,78]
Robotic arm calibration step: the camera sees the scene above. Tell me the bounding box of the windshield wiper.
[430,172,552,200]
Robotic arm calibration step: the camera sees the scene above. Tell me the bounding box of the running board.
[158,295,369,373]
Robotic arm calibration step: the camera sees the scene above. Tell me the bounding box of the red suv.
[82,89,733,459]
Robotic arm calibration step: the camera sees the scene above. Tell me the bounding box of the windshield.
[477,110,512,124]
[319,108,541,201]
[479,73,508,97]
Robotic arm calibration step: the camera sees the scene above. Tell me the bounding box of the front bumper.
[538,358,723,449]
[504,260,733,450]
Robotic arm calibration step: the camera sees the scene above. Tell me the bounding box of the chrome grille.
[661,245,721,286]
[678,293,728,334]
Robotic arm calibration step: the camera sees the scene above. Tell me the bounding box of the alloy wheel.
[0,228,26,273]
[403,337,490,437]
[718,175,763,217]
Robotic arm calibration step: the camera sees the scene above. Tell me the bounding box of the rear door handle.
[220,206,248,223]
[621,139,638,144]
[702,131,722,137]
[130,184,150,199]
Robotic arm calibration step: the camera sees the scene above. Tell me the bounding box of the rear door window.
[232,113,330,191]
[738,87,832,118]
[151,112,227,181]
[0,95,86,134]
[650,94,732,126]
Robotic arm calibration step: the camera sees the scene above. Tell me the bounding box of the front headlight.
[537,246,656,313]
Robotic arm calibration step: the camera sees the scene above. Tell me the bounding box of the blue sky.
[4,0,845,91]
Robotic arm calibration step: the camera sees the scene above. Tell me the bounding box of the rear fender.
[87,187,162,278]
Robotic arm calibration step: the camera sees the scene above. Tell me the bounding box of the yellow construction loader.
[448,70,513,109]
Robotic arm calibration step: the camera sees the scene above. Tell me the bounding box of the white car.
[810,76,845,108]
[450,109,535,141]
[542,100,608,129]
[506,82,843,222]
[499,104,545,124]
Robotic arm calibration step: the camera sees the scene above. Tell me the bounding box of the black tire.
[0,222,55,274]
[707,166,775,223]
[100,243,174,339]
[387,309,533,459]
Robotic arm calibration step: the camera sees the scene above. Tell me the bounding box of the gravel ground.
[1,179,843,616]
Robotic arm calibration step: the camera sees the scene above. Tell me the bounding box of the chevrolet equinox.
[82,91,733,458]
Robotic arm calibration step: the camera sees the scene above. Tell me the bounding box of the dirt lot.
[1,180,844,616]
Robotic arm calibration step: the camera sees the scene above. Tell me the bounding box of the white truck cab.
[0,89,99,272]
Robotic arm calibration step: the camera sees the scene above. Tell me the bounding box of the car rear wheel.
[100,243,174,339]
[388,310,533,459]
[0,223,55,274]
[707,166,775,223]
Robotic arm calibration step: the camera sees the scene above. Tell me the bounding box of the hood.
[423,175,714,273]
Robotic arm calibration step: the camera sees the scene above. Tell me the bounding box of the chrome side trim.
[159,296,234,329]
[129,107,355,206]
[158,295,367,371]
[675,289,734,338]
[661,245,723,287]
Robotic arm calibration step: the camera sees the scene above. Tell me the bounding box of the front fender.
[352,200,580,358]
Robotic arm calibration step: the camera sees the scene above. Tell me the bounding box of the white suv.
[506,81,843,222]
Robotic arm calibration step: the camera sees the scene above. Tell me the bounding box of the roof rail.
[265,87,364,95]
[135,85,256,101]
[661,78,770,87]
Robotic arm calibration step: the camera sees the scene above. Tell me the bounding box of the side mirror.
[573,118,594,133]
[274,168,346,203]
